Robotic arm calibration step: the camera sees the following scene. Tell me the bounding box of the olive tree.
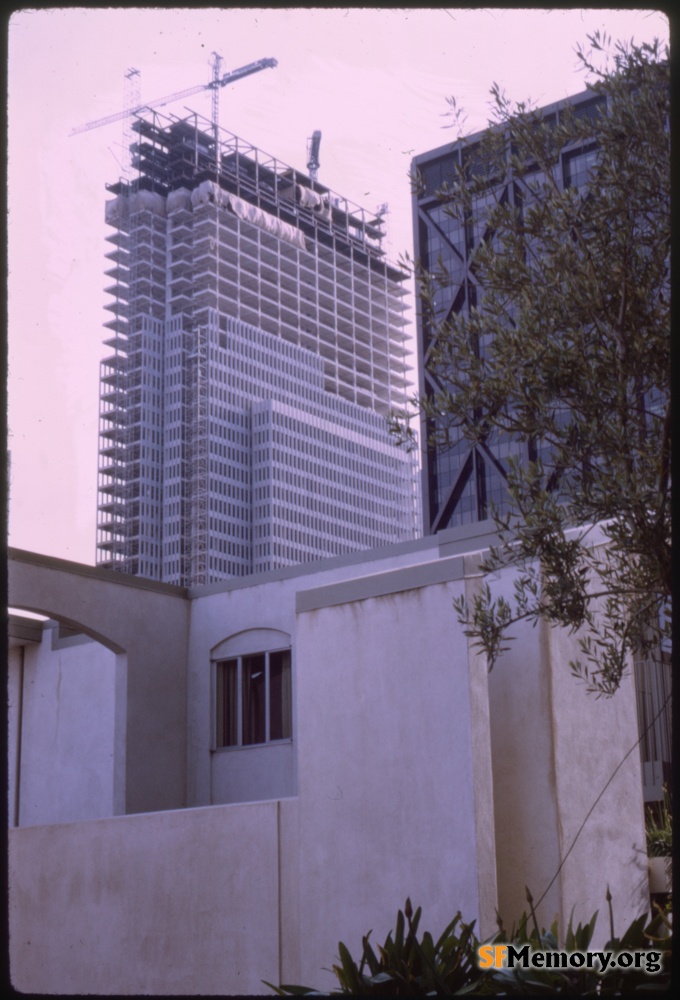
[398,34,670,694]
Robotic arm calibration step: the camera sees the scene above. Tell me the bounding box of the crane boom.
[70,83,206,135]
[217,56,277,89]
[70,56,278,136]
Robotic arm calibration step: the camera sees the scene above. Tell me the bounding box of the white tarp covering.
[105,188,166,225]
[191,180,307,251]
[296,184,332,221]
[167,188,192,213]
[190,179,230,211]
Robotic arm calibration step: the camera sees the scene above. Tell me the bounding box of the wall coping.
[9,520,501,606]
[8,548,188,598]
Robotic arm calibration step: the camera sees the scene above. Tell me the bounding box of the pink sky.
[7,7,669,564]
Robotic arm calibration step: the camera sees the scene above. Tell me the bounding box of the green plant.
[265,898,484,995]
[646,786,672,858]
[393,33,670,696]
[486,889,672,994]
[265,893,672,995]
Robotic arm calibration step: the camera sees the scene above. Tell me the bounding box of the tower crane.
[70,54,278,136]
[306,130,322,183]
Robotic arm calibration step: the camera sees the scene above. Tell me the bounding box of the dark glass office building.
[411,84,671,806]
[411,88,604,535]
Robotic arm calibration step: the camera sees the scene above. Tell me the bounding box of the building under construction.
[97,110,419,585]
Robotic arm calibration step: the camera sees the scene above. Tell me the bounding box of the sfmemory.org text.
[477,944,662,974]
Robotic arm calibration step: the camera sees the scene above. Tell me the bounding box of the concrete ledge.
[8,614,45,645]
[296,553,465,613]
[8,548,188,597]
[189,533,439,598]
[190,521,498,600]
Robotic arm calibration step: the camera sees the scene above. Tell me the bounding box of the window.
[215,648,292,748]
[563,144,598,190]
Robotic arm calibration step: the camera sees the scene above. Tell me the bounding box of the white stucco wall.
[187,577,301,807]
[185,529,494,813]
[9,800,292,995]
[8,532,651,993]
[211,741,296,803]
[179,546,498,991]
[8,629,124,827]
[9,551,190,815]
[7,645,22,826]
[546,624,649,940]
[294,581,491,990]
[486,608,564,929]
[485,567,649,944]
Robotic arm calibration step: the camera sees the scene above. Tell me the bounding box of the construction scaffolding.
[186,325,209,587]
[97,110,418,583]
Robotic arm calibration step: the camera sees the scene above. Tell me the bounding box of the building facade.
[8,534,651,994]
[97,112,418,585]
[412,88,605,534]
[412,86,671,804]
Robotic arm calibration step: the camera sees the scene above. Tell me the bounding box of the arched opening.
[8,607,128,826]
[209,628,295,805]
[8,604,125,654]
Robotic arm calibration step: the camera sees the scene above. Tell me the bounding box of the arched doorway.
[8,609,127,826]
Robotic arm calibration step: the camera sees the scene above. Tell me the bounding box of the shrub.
[266,898,483,995]
[487,890,672,994]
[265,894,672,995]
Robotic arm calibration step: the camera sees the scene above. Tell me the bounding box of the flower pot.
[649,855,672,894]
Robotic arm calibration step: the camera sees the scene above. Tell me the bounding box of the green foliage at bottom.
[265,894,672,996]
[488,891,671,994]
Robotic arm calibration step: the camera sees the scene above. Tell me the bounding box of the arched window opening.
[216,648,291,748]
[211,628,292,750]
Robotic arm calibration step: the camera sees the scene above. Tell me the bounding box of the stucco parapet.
[436,522,498,560]
[189,534,440,598]
[463,553,487,577]
[8,547,188,598]
[295,553,467,613]
[189,522,498,600]
[8,795,299,835]
[9,521,500,607]
[7,613,45,645]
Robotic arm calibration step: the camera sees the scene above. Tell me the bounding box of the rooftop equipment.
[307,130,322,182]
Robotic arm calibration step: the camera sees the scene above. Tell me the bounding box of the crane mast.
[211,52,223,140]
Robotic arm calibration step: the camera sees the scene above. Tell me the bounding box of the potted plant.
[646,787,672,895]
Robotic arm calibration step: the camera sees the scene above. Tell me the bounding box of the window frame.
[213,645,292,750]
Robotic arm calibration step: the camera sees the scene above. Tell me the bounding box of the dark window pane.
[216,659,238,747]
[269,650,292,740]
[563,144,598,189]
[242,654,266,745]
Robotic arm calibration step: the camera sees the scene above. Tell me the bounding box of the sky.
[7,7,670,566]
